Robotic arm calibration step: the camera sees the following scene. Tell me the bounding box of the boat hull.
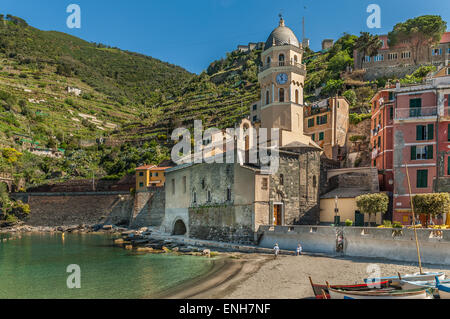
[328,288,430,300]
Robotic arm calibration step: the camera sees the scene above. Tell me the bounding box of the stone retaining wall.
[258,225,450,265]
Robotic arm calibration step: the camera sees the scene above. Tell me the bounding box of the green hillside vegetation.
[0,14,445,191]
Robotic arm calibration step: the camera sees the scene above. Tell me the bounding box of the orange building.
[135,165,171,191]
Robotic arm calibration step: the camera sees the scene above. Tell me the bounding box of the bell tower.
[258,17,311,147]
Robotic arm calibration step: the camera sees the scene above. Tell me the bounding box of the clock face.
[276,73,288,85]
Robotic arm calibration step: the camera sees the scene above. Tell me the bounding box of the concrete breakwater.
[258,225,450,265]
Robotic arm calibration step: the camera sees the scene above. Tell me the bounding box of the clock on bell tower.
[256,16,311,147]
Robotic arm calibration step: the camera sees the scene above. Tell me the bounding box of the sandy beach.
[165,253,450,299]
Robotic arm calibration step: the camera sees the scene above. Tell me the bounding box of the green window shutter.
[417,170,428,188]
[427,124,434,140]
[316,117,320,125]
[319,132,324,141]
[410,98,422,108]
[411,146,417,160]
[448,157,450,175]
[426,145,434,159]
[416,126,424,141]
[390,107,393,119]
[324,115,328,124]
[448,124,450,141]
[311,134,315,141]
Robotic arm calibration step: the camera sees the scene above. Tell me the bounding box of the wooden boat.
[436,276,450,299]
[328,287,431,299]
[309,277,391,299]
[397,278,450,291]
[364,272,446,286]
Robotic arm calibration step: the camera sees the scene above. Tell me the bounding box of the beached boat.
[436,277,450,299]
[364,272,446,287]
[397,277,450,291]
[328,287,431,299]
[309,277,391,299]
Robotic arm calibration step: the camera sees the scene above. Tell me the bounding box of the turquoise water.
[0,232,214,299]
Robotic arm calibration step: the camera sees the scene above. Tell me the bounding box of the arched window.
[295,89,299,104]
[266,90,270,105]
[279,88,285,102]
[207,190,211,202]
[266,56,271,65]
[294,55,298,63]
[279,54,285,66]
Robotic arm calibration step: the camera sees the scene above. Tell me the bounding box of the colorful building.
[135,165,171,191]
[303,97,350,160]
[370,88,395,192]
[370,72,450,224]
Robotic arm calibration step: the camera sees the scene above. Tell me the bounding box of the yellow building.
[320,188,382,226]
[135,165,171,191]
[303,97,349,160]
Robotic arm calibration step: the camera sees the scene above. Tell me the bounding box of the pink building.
[391,71,450,224]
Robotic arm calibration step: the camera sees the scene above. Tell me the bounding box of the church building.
[161,17,324,243]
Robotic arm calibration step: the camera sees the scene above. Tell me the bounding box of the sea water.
[0,232,214,299]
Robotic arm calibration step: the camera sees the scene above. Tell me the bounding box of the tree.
[322,79,344,96]
[355,32,383,68]
[356,193,389,226]
[388,15,447,64]
[413,193,450,227]
[328,51,353,75]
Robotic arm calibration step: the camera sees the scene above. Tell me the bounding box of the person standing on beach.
[273,243,280,259]
[296,243,302,256]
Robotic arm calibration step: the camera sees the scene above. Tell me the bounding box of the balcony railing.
[395,107,437,120]
[259,61,306,73]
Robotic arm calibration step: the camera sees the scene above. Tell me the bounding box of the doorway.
[273,204,283,226]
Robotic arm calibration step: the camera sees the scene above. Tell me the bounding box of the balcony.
[259,61,306,74]
[395,107,437,120]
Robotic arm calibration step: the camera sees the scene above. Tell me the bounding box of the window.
[139,172,144,177]
[266,56,271,64]
[280,174,284,186]
[253,116,257,122]
[389,92,394,101]
[311,133,315,141]
[316,115,327,125]
[410,98,422,117]
[389,107,393,119]
[447,68,450,76]
[262,178,268,190]
[266,91,270,105]
[155,172,159,177]
[448,157,450,175]
[319,132,324,141]
[432,48,442,56]
[364,56,371,62]
[373,54,384,62]
[279,54,285,66]
[227,188,231,201]
[294,55,298,63]
[308,118,315,128]
[313,176,317,188]
[193,192,197,203]
[183,176,187,194]
[139,182,144,188]
[207,190,211,202]
[388,53,398,60]
[417,170,428,188]
[448,124,450,142]
[411,145,433,160]
[279,88,285,102]
[253,104,257,111]
[378,136,381,149]
[416,124,434,141]
[401,51,411,59]
[295,89,299,104]
[172,179,175,195]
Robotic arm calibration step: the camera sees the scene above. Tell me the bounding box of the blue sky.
[2,0,449,74]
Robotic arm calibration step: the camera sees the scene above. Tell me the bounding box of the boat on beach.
[328,287,431,299]
[364,272,446,287]
[309,277,391,299]
[436,277,450,299]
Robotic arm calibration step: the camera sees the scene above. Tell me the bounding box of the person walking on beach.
[273,243,280,259]
[296,243,302,256]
